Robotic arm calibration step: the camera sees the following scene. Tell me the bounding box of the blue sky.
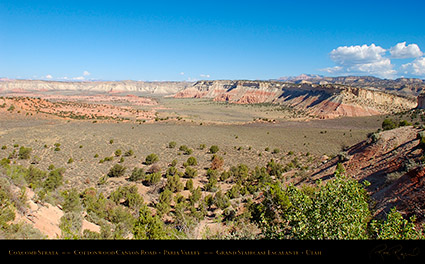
[1,0,425,81]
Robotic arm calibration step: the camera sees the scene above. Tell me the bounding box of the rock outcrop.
[0,79,192,95]
[417,93,425,109]
[174,80,417,119]
[278,75,425,96]
[309,126,425,223]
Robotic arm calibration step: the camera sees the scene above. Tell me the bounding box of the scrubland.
[1,95,424,239]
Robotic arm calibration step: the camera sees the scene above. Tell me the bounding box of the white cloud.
[401,57,425,76]
[180,72,185,75]
[72,76,85,80]
[320,66,343,74]
[330,44,387,65]
[83,71,91,76]
[45,74,53,79]
[350,58,397,78]
[325,43,396,78]
[390,42,423,59]
[200,74,210,78]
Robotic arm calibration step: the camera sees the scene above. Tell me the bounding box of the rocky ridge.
[0,79,193,95]
[0,78,419,119]
[278,75,425,96]
[174,80,417,119]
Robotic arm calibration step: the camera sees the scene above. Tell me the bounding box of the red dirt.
[0,95,157,122]
[308,126,425,222]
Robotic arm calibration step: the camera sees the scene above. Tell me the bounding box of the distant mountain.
[276,75,425,96]
[276,74,324,82]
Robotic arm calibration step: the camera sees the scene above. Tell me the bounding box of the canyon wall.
[175,80,417,119]
[0,79,192,94]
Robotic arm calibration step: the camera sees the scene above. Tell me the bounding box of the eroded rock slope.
[175,80,417,119]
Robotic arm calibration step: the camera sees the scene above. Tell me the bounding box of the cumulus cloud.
[200,74,210,78]
[350,58,397,78]
[83,70,91,76]
[322,42,425,78]
[330,44,387,65]
[390,42,423,59]
[72,76,85,80]
[45,74,53,79]
[180,72,185,75]
[324,44,396,78]
[401,57,425,76]
[320,66,343,74]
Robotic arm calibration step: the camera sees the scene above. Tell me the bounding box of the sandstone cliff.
[278,75,425,96]
[0,79,192,95]
[174,80,417,118]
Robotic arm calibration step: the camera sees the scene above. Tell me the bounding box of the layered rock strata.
[174,80,417,119]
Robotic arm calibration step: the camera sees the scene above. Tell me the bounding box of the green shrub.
[129,167,145,182]
[124,149,134,157]
[18,146,32,160]
[59,212,82,239]
[109,185,144,210]
[165,174,184,193]
[209,145,219,154]
[266,159,284,178]
[220,171,231,181]
[0,178,16,228]
[145,153,159,165]
[214,190,230,210]
[399,120,412,127]
[188,187,202,205]
[382,118,397,131]
[133,204,170,239]
[184,166,197,178]
[107,164,126,178]
[165,166,178,177]
[143,172,161,186]
[156,189,172,215]
[371,208,424,239]
[178,145,193,155]
[61,188,82,213]
[104,156,113,162]
[25,165,48,189]
[226,184,241,199]
[185,179,193,191]
[43,168,65,192]
[168,141,177,148]
[230,164,249,183]
[252,174,371,239]
[205,173,218,192]
[186,156,197,166]
[114,149,122,157]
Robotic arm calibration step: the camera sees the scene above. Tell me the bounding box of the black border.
[2,239,425,261]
